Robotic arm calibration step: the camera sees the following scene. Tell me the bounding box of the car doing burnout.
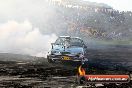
[47,36,88,64]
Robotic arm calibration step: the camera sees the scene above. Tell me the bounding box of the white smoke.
[0,20,57,57]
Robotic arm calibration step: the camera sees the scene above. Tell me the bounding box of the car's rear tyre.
[47,56,54,63]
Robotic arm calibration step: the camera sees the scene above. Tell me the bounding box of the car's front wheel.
[47,56,55,63]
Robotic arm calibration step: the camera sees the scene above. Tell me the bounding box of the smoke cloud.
[0,20,57,57]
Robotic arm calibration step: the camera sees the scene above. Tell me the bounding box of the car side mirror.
[51,43,54,45]
[83,45,87,48]
[51,43,54,49]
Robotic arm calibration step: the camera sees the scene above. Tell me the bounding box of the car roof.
[59,36,81,39]
[59,36,70,38]
[73,37,82,40]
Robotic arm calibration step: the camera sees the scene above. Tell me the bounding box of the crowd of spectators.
[47,0,132,40]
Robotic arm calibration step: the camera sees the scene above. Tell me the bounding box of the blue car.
[47,36,88,64]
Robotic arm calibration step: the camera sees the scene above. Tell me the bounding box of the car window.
[70,38,84,47]
[55,37,65,45]
[55,37,84,47]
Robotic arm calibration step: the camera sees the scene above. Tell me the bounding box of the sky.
[84,0,132,11]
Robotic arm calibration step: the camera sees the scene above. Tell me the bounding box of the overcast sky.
[84,0,132,11]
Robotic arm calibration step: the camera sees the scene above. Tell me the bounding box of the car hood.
[52,45,84,54]
[66,47,84,54]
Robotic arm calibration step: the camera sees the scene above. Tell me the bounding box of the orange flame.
[78,65,85,76]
